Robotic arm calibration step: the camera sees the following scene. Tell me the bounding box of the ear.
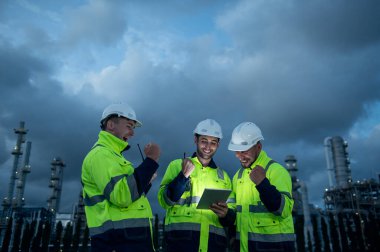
[257,142,262,151]
[106,119,115,132]
[194,135,198,144]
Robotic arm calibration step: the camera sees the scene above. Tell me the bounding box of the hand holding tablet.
[196,188,232,209]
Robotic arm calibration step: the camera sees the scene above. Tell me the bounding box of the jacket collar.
[191,152,218,168]
[97,131,129,154]
[248,150,267,169]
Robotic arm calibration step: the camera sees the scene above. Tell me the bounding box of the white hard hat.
[193,119,223,139]
[228,122,263,151]
[101,103,142,127]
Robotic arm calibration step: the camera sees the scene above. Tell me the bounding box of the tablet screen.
[196,188,232,209]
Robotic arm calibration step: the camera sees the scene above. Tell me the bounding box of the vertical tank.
[330,136,352,189]
[324,137,335,188]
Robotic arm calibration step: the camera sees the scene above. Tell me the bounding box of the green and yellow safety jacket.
[81,131,157,240]
[158,154,235,252]
[233,150,295,252]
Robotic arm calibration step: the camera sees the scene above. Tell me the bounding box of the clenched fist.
[182,158,195,178]
[249,165,266,185]
[144,143,160,162]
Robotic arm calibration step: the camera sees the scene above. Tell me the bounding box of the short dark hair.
[194,133,220,142]
[100,114,120,130]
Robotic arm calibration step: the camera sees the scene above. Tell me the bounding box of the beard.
[240,161,253,168]
[196,147,215,160]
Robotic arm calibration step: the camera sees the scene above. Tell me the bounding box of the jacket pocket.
[252,216,279,227]
[168,206,194,218]
[120,198,148,212]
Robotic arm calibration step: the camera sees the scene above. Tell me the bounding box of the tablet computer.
[196,188,232,209]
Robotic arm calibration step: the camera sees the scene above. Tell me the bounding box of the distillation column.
[2,121,28,212]
[325,136,352,189]
[284,155,313,245]
[47,157,65,214]
[14,141,32,208]
[284,155,302,213]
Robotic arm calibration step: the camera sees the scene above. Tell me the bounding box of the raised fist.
[182,158,195,178]
[144,143,160,162]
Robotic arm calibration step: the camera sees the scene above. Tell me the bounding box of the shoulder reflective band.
[265,160,276,170]
[237,160,276,180]
[216,168,224,180]
[237,168,244,179]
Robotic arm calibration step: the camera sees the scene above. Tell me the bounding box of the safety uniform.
[233,150,295,252]
[158,154,235,252]
[82,130,158,252]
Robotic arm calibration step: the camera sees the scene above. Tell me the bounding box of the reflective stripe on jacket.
[158,155,235,251]
[233,150,295,252]
[82,131,153,237]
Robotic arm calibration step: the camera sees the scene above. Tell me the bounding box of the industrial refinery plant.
[0,122,87,251]
[286,136,380,252]
[0,122,379,251]
[323,136,379,217]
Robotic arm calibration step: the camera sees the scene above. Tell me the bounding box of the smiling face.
[195,134,219,161]
[234,142,262,168]
[106,116,136,142]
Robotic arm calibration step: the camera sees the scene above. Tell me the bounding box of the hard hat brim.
[134,120,143,127]
[227,142,255,152]
[101,115,142,127]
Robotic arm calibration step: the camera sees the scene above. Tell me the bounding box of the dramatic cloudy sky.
[1,0,379,218]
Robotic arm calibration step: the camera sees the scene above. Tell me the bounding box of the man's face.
[195,135,219,160]
[108,117,136,142]
[235,143,261,168]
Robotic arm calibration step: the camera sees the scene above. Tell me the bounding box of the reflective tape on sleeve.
[83,194,105,206]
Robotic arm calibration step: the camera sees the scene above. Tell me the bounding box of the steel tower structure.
[47,157,65,214]
[2,121,28,213]
[14,141,32,208]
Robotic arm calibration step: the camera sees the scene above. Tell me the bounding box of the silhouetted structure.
[324,136,380,251]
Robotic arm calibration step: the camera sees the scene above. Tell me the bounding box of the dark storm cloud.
[349,126,380,179]
[128,0,380,211]
[0,41,49,92]
[215,0,380,145]
[0,38,102,211]
[1,0,379,215]
[0,128,7,164]
[293,1,380,51]
[217,0,380,52]
[62,0,128,46]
